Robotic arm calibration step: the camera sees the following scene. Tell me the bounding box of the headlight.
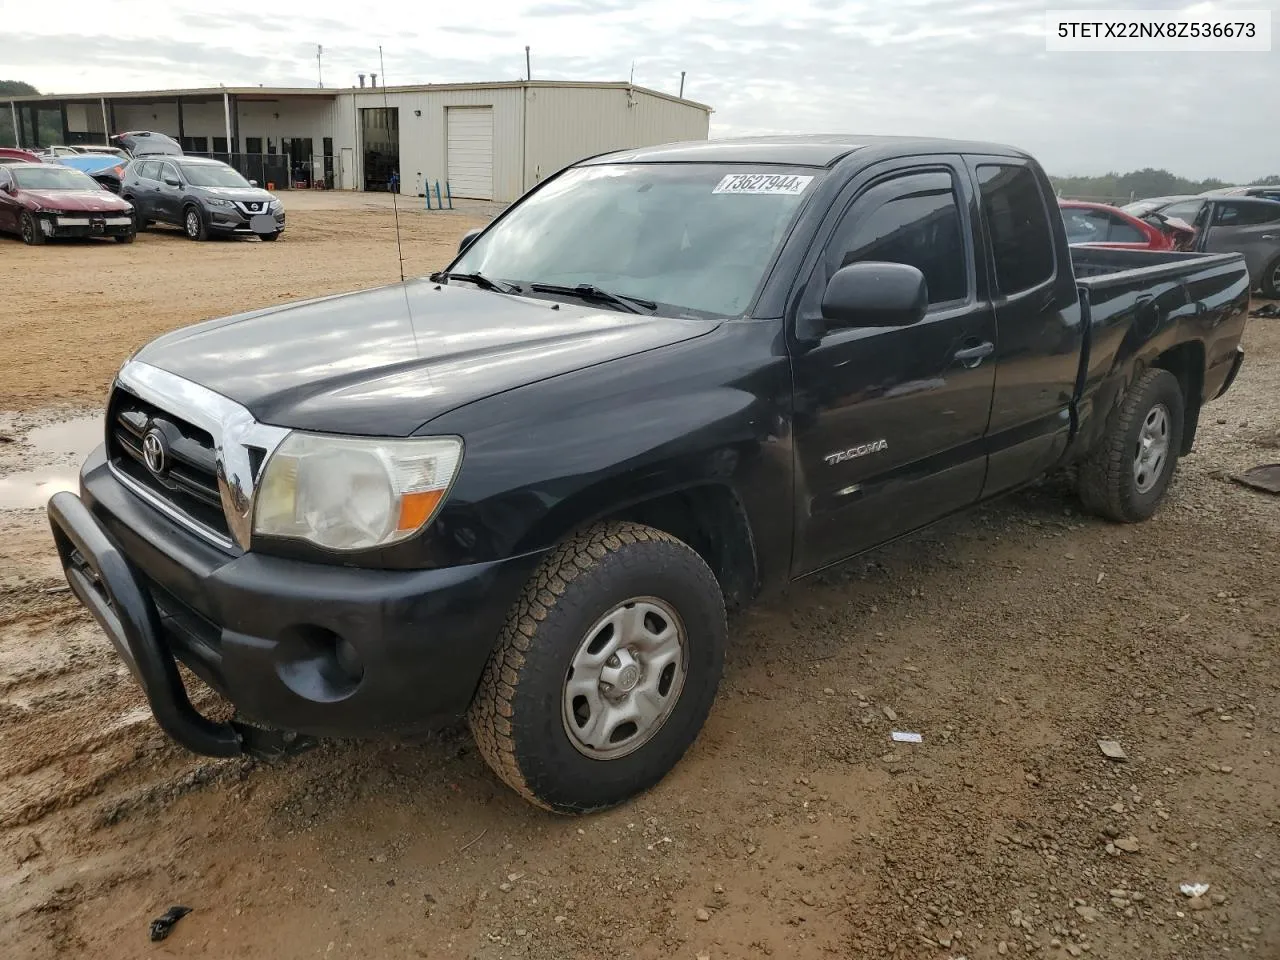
[253,433,463,551]
[205,197,234,208]
[269,199,282,211]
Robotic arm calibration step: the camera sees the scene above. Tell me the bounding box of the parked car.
[1201,184,1280,203]
[111,130,183,158]
[0,163,135,244]
[0,147,46,164]
[52,153,129,194]
[1059,199,1193,250]
[1139,196,1280,297]
[48,135,1249,813]
[121,156,284,240]
[1121,195,1197,217]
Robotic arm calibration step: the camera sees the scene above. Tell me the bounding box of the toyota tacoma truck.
[48,135,1250,813]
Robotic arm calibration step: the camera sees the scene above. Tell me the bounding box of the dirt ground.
[1,201,1278,960]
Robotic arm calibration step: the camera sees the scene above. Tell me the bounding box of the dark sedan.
[122,156,285,241]
[0,163,135,244]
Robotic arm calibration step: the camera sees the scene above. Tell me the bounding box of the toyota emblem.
[142,429,168,476]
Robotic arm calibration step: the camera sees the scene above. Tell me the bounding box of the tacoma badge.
[823,439,888,466]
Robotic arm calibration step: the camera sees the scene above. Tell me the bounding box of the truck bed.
[1070,245,1246,289]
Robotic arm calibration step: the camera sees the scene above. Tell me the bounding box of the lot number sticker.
[713,173,814,195]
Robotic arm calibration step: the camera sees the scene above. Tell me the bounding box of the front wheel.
[1078,368,1184,522]
[259,231,281,242]
[183,206,208,241]
[469,522,726,813]
[114,230,136,244]
[20,211,44,245]
[1261,256,1280,299]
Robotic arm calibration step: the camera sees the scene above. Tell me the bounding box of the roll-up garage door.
[446,106,494,200]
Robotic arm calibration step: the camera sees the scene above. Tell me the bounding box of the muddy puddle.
[0,417,102,510]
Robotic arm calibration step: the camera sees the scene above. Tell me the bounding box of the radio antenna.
[379,44,406,284]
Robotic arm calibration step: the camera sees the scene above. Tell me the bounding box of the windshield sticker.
[713,173,814,196]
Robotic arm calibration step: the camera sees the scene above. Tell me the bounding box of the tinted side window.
[977,164,1055,294]
[1216,201,1280,226]
[0,168,11,189]
[1160,200,1204,223]
[160,162,180,183]
[821,171,969,307]
[1107,216,1145,243]
[1062,209,1109,244]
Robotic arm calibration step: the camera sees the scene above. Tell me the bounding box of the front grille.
[108,387,230,540]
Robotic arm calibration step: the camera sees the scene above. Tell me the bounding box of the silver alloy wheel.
[1133,402,1171,494]
[185,209,200,238]
[562,597,688,760]
[1271,260,1280,292]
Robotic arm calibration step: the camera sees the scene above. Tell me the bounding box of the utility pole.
[679,71,686,98]
[317,44,324,88]
[525,45,532,81]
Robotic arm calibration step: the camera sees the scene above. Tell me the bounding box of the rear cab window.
[975,164,1055,295]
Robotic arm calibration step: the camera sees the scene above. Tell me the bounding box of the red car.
[1059,200,1194,251]
[0,147,45,164]
[0,163,136,244]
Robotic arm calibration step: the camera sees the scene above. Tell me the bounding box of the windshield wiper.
[528,283,656,314]
[431,271,520,294]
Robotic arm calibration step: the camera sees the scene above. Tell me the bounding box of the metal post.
[446,181,453,209]
[679,71,686,98]
[99,97,109,142]
[222,89,233,162]
[525,45,532,81]
[10,101,19,148]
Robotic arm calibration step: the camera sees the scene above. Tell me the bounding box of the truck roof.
[584,134,1031,168]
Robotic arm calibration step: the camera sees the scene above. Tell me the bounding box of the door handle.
[1262,234,1278,241]
[954,341,994,367]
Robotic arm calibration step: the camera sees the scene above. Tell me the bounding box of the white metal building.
[4,82,712,202]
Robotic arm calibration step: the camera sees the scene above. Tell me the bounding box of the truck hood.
[21,189,132,212]
[132,279,720,436]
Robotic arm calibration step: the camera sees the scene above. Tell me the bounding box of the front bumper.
[47,448,543,758]
[206,206,285,236]
[40,213,134,239]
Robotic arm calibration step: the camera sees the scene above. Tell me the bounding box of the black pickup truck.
[49,135,1250,813]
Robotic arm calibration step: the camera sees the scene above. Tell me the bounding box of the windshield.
[11,166,97,190]
[180,163,252,188]
[451,163,819,317]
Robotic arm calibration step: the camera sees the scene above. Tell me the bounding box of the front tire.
[20,211,44,245]
[259,231,281,242]
[183,205,208,241]
[1078,368,1184,522]
[114,230,136,244]
[1261,256,1280,299]
[469,522,726,813]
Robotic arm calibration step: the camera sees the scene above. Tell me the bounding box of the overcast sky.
[6,0,1277,180]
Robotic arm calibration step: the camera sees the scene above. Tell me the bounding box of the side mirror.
[0,182,14,194]
[163,176,181,187]
[459,227,483,254]
[250,179,259,187]
[821,261,928,330]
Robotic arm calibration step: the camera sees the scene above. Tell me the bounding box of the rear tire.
[183,205,208,241]
[20,211,44,245]
[469,522,726,813]
[1078,368,1184,522]
[1262,256,1280,299]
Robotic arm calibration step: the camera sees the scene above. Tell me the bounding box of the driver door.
[0,169,18,233]
[789,160,997,575]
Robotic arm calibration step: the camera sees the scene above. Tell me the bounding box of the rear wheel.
[469,522,726,813]
[1078,368,1184,522]
[1262,256,1280,299]
[183,205,208,241]
[19,212,44,245]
